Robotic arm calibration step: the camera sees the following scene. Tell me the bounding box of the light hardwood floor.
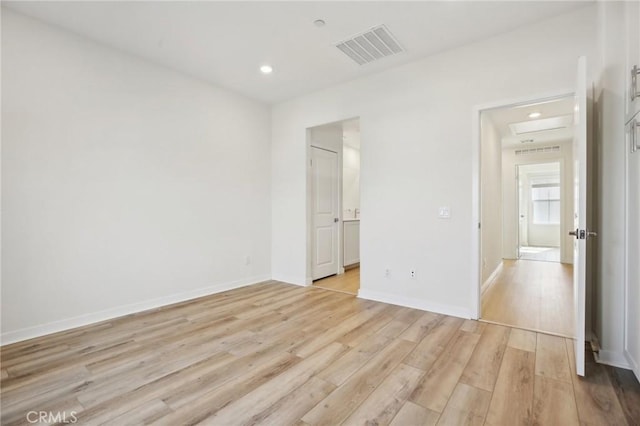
[518,246,561,262]
[2,281,638,425]
[481,259,574,337]
[312,267,359,295]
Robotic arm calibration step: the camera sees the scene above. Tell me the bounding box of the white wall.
[309,123,343,153]
[480,115,502,284]
[502,148,573,263]
[528,224,560,247]
[1,10,271,342]
[271,6,597,318]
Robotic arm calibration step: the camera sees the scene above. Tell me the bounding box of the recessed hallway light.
[528,112,542,119]
[260,65,273,74]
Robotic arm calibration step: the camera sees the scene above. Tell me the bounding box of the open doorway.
[479,95,575,337]
[517,162,562,262]
[307,118,360,295]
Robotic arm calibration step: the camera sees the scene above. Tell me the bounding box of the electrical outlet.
[410,269,416,279]
[385,268,391,278]
[438,207,451,219]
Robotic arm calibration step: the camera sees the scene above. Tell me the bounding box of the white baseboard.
[358,289,471,319]
[594,349,632,370]
[271,274,307,287]
[481,263,503,295]
[0,274,271,346]
[624,349,640,381]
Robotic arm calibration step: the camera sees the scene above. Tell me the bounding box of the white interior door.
[311,146,339,280]
[572,56,589,376]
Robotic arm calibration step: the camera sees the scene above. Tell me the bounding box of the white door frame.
[470,89,574,319]
[305,117,359,285]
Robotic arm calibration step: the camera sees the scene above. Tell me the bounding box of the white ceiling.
[484,96,576,148]
[4,1,591,104]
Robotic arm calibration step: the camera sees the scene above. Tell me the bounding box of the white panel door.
[572,56,590,376]
[311,147,339,280]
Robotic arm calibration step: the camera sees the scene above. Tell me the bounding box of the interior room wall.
[480,114,503,285]
[502,147,573,263]
[271,6,596,318]
[1,10,272,343]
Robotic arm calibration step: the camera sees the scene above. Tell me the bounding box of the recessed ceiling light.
[528,112,542,119]
[314,19,326,27]
[260,65,273,74]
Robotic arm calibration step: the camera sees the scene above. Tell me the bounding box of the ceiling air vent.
[335,25,404,65]
[515,145,561,156]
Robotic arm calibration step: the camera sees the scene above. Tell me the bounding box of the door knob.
[569,229,597,239]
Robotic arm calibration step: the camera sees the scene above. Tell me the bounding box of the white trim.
[471,101,481,319]
[471,89,574,321]
[358,289,471,319]
[481,262,503,295]
[624,349,640,381]
[594,349,632,370]
[272,274,308,287]
[0,274,270,346]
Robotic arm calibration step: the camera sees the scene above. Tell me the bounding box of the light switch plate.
[438,207,451,218]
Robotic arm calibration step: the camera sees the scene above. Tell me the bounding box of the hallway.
[481,259,573,337]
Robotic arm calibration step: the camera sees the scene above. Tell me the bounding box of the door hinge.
[478,222,481,229]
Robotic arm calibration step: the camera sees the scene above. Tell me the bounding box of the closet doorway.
[307,118,361,295]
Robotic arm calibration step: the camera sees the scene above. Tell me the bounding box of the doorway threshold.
[312,285,358,297]
[478,318,574,339]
